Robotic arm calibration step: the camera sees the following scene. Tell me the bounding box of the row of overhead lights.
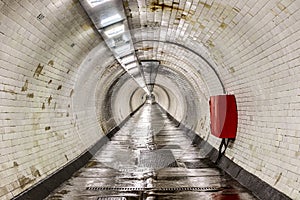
[81,0,151,95]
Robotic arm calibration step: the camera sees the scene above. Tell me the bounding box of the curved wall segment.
[0,0,299,199]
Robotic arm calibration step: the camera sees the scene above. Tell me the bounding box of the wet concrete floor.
[46,104,258,200]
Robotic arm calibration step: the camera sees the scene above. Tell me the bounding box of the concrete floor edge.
[158,103,292,200]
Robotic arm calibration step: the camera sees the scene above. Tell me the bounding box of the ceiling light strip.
[80,0,150,95]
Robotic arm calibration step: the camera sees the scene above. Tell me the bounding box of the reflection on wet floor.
[46,104,257,200]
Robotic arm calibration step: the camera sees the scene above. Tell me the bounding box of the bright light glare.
[87,0,110,8]
[121,54,135,64]
[101,14,123,27]
[113,43,131,56]
[103,24,125,38]
[125,62,137,70]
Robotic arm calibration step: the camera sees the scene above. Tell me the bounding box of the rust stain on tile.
[181,14,189,21]
[48,60,54,66]
[27,93,34,98]
[229,67,235,73]
[21,80,29,92]
[18,175,35,189]
[277,3,286,11]
[207,40,215,48]
[200,2,212,9]
[274,172,282,185]
[67,0,79,9]
[233,7,241,13]
[30,166,41,177]
[70,89,74,97]
[100,123,106,133]
[149,2,184,12]
[48,95,52,105]
[138,46,154,51]
[123,0,129,7]
[82,23,92,31]
[86,161,97,168]
[220,22,228,29]
[199,23,206,29]
[33,63,44,77]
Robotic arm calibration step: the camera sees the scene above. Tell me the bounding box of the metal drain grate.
[87,186,221,192]
[87,187,144,191]
[139,149,178,168]
[158,187,221,192]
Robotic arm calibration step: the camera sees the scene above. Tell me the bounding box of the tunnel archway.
[0,0,299,199]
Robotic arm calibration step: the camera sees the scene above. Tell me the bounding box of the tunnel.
[0,0,299,199]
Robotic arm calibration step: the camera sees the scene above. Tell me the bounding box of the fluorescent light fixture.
[103,24,124,38]
[121,54,135,64]
[128,67,140,76]
[113,43,131,56]
[87,0,110,8]
[100,14,123,27]
[125,62,137,70]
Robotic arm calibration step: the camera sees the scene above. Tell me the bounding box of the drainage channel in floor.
[93,187,224,200]
[87,186,221,192]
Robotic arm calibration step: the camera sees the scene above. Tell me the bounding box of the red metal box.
[209,95,237,138]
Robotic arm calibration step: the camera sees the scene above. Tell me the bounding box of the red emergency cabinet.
[209,95,237,138]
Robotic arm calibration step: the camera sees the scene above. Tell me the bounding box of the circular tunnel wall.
[0,0,300,199]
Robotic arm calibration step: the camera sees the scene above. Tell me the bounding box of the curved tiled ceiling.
[0,0,299,199]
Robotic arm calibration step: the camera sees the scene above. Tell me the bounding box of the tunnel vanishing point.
[0,0,300,200]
